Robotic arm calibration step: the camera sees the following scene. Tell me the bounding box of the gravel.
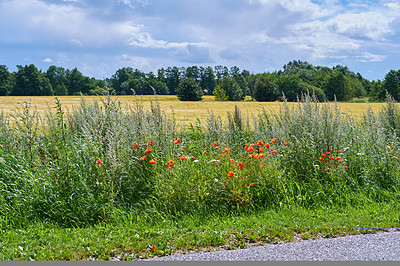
[144,231,400,261]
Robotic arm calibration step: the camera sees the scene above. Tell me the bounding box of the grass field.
[0,94,399,261]
[0,95,386,124]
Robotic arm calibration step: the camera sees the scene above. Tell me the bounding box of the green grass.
[1,201,399,261]
[0,93,400,260]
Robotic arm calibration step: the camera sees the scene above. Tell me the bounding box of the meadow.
[0,94,399,260]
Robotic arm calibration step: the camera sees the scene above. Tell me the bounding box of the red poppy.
[248,147,254,152]
[200,176,203,180]
[151,246,156,252]
[230,159,235,163]
[224,148,231,153]
[132,144,139,149]
[260,164,264,168]
[149,159,156,164]
[238,162,244,170]
[324,168,327,172]
[259,147,264,152]
[265,143,270,149]
[167,160,176,167]
[249,154,254,158]
[250,182,255,186]
[230,164,236,168]
[338,160,342,163]
[321,154,327,158]
[259,153,265,158]
[148,141,154,146]
[190,156,195,160]
[245,144,249,150]
[180,155,186,160]
[272,150,277,154]
[212,141,217,147]
[319,157,325,162]
[228,171,234,177]
[174,138,181,144]
[344,166,348,169]
[239,177,243,181]
[271,138,277,143]
[168,167,173,172]
[145,148,151,153]
[96,159,102,165]
[140,156,146,161]
[338,150,342,153]
[203,151,207,154]
[283,142,289,145]
[257,140,264,146]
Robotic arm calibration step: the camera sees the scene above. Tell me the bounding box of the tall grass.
[0,93,399,230]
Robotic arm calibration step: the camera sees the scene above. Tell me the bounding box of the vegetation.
[0,94,399,260]
[1,60,399,102]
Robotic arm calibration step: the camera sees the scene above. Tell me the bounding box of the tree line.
[0,61,399,102]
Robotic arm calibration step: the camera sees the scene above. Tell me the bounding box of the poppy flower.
[132,144,139,149]
[319,157,324,162]
[190,156,195,160]
[344,166,348,169]
[200,176,203,180]
[230,164,236,168]
[283,142,289,145]
[180,155,186,160]
[148,141,154,146]
[257,140,264,146]
[338,160,342,163]
[271,138,277,143]
[238,162,244,170]
[96,159,102,165]
[265,143,270,149]
[230,159,235,163]
[167,160,176,167]
[324,168,327,172]
[224,148,231,153]
[140,156,146,161]
[272,150,277,154]
[321,154,327,158]
[212,141,218,147]
[145,148,151,153]
[260,164,264,168]
[174,138,181,144]
[168,167,173,172]
[335,157,340,160]
[259,148,264,152]
[250,182,255,186]
[259,153,265,158]
[203,151,207,154]
[239,178,243,181]
[245,144,249,150]
[228,172,234,177]
[149,159,156,164]
[224,184,227,187]
[248,147,254,152]
[326,151,331,155]
[338,150,342,153]
[249,154,254,158]
[151,246,156,252]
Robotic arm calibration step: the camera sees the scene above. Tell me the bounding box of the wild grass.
[0,93,399,260]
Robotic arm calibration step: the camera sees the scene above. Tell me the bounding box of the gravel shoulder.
[144,231,400,261]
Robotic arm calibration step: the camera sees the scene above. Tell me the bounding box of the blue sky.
[1,0,399,81]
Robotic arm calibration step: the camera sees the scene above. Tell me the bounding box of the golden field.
[0,95,387,125]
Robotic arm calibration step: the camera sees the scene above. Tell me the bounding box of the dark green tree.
[176,77,203,101]
[383,70,400,101]
[0,65,13,96]
[66,68,94,95]
[323,72,348,101]
[219,76,243,101]
[233,73,249,98]
[12,64,53,96]
[253,74,278,102]
[46,65,68,95]
[200,66,217,95]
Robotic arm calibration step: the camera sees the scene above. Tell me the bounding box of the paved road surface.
[144,231,400,261]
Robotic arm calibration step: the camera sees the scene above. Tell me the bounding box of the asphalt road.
[144,231,400,261]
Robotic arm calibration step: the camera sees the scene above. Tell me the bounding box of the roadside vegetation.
[0,93,399,260]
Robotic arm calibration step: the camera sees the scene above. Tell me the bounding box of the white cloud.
[357,52,385,63]
[42,57,52,63]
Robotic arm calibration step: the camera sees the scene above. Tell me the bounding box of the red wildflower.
[230,159,235,163]
[200,176,203,180]
[238,162,244,170]
[335,157,340,160]
[148,141,154,146]
[168,167,173,172]
[326,151,331,155]
[338,160,342,163]
[145,148,151,153]
[212,141,217,147]
[344,166,348,169]
[319,157,325,162]
[230,164,236,168]
[338,150,342,153]
[265,143,270,149]
[257,140,265,146]
[259,153,265,158]
[271,138,277,143]
[151,246,156,252]
[321,154,327,158]
[272,150,277,154]
[167,160,176,167]
[228,171,234,178]
[248,146,254,152]
[283,142,289,145]
[149,159,156,164]
[190,156,195,160]
[132,144,139,149]
[239,178,243,181]
[203,151,207,154]
[140,156,146,161]
[245,144,249,150]
[180,155,186,160]
[249,154,254,158]
[250,182,255,186]
[324,168,327,172]
[224,148,231,153]
[260,164,264,168]
[174,138,181,144]
[96,159,102,165]
[259,147,264,152]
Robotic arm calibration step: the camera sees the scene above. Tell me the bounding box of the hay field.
[0,95,387,125]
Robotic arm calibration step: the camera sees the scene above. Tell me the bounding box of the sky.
[1,0,400,81]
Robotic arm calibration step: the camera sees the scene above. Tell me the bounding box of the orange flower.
[224,148,231,153]
[260,164,264,168]
[96,159,102,165]
[148,141,154,146]
[338,160,342,163]
[230,159,235,163]
[344,166,348,169]
[168,167,173,171]
[259,148,264,152]
[174,138,181,144]
[212,141,217,147]
[249,154,254,158]
[145,148,151,153]
[245,144,249,150]
[335,157,340,160]
[319,157,325,162]
[259,153,265,158]
[324,168,327,172]
[265,143,270,149]
[271,138,277,143]
[203,151,207,154]
[200,176,203,180]
[250,182,255,186]
[321,154,327,158]
[180,155,186,160]
[230,164,236,168]
[248,147,254,152]
[149,159,156,164]
[151,246,156,252]
[166,160,175,167]
[272,150,277,154]
[326,151,331,155]
[132,143,139,149]
[140,156,146,161]
[257,140,264,146]
[283,142,289,145]
[238,162,244,170]
[228,171,234,177]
